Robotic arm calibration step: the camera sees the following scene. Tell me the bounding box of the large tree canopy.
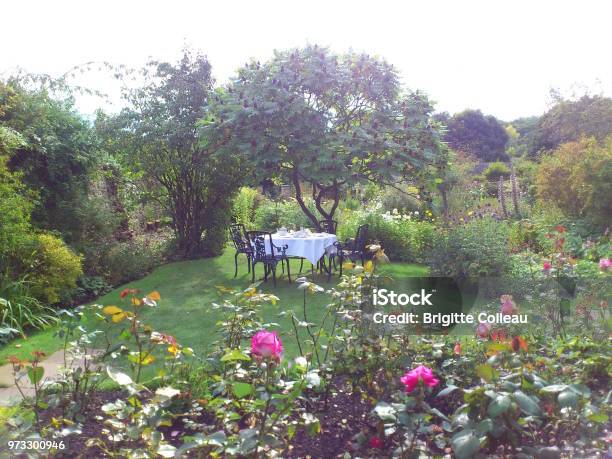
[202,46,447,228]
[120,50,243,258]
[0,80,98,241]
[530,94,612,156]
[444,109,509,162]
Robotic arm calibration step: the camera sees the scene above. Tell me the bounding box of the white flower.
[294,356,308,369]
[305,370,321,387]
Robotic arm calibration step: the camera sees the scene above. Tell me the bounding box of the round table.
[269,232,337,266]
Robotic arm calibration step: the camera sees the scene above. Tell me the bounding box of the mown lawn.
[0,250,428,365]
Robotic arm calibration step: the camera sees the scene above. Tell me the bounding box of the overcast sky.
[1,0,611,121]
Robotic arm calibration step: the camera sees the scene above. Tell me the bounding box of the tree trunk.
[291,169,320,229]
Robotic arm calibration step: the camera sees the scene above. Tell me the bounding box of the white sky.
[1,0,611,121]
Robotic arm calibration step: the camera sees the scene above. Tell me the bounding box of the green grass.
[0,250,428,365]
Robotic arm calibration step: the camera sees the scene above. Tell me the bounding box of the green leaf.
[488,394,511,417]
[27,366,44,385]
[540,384,568,393]
[373,402,397,422]
[157,443,177,458]
[451,429,481,459]
[587,413,608,423]
[559,298,571,317]
[476,364,498,382]
[106,366,133,386]
[558,389,578,408]
[221,349,251,362]
[514,391,542,416]
[437,385,458,397]
[568,383,591,398]
[232,382,254,398]
[476,419,493,434]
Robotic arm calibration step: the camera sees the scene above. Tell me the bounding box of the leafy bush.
[0,278,58,336]
[338,208,436,263]
[379,186,422,213]
[232,187,261,230]
[483,161,511,181]
[428,217,511,278]
[536,136,612,228]
[102,237,165,286]
[26,234,83,304]
[73,276,111,302]
[0,154,34,270]
[253,198,316,231]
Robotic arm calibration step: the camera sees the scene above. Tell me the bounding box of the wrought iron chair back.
[230,223,251,253]
[318,219,338,234]
[353,224,369,251]
[246,231,290,286]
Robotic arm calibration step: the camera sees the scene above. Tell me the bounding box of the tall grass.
[0,278,58,337]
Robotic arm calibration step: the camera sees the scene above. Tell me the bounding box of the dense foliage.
[536,136,612,228]
[531,94,612,155]
[203,46,448,229]
[120,51,244,258]
[444,109,509,161]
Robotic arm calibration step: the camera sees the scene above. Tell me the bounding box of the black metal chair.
[246,231,291,287]
[229,224,253,278]
[318,219,338,234]
[331,224,369,277]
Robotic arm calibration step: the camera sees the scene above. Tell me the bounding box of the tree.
[536,136,612,228]
[203,46,447,229]
[0,80,97,242]
[121,50,243,258]
[0,127,33,270]
[445,109,509,161]
[530,95,612,156]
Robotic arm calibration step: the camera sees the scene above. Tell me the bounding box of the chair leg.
[234,252,239,278]
[299,258,304,274]
[272,263,277,288]
[286,259,291,283]
[247,256,251,273]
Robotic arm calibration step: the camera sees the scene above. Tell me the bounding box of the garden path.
[0,350,95,406]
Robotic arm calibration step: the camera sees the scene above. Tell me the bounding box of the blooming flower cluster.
[400,365,440,393]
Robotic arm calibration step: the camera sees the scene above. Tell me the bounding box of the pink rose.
[251,330,283,360]
[599,258,612,271]
[453,342,462,355]
[476,322,491,338]
[400,365,439,393]
[543,261,552,272]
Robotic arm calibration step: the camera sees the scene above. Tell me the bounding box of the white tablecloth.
[268,233,337,265]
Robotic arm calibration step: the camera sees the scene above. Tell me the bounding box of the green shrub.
[253,198,316,231]
[483,161,511,181]
[428,217,511,278]
[26,233,83,304]
[379,187,422,213]
[0,277,58,336]
[536,136,612,228]
[102,238,165,286]
[0,155,34,270]
[73,276,111,302]
[338,210,436,263]
[232,187,262,229]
